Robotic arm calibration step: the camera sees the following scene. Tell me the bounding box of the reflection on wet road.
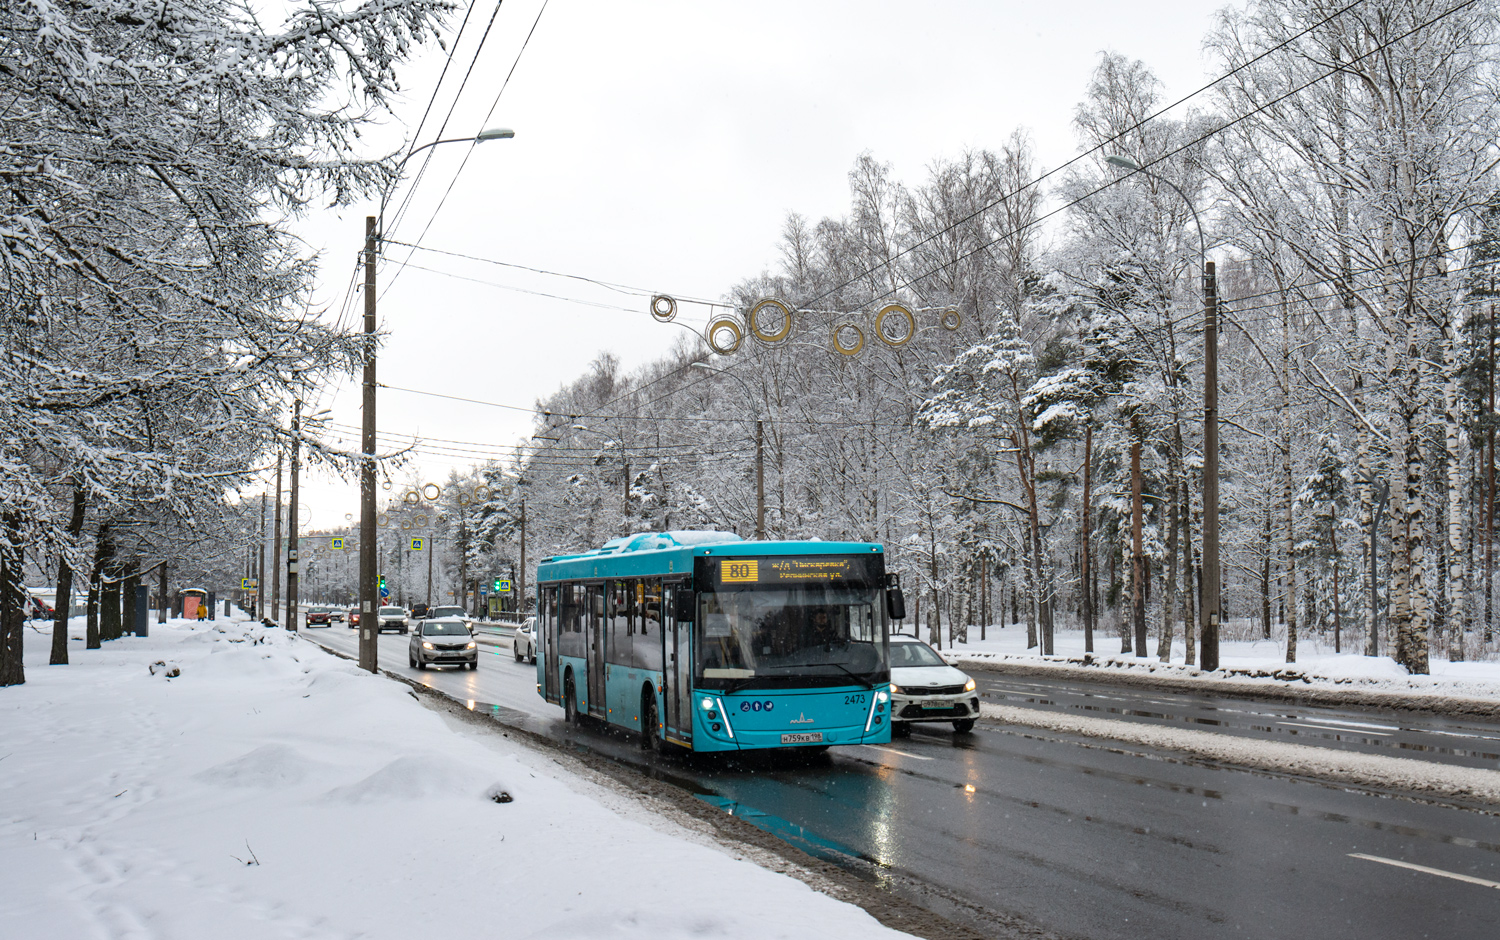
[299,627,1500,939]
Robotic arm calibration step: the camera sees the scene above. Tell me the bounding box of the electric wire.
[382,0,551,300]
[383,0,508,246]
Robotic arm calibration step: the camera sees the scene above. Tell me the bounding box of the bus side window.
[635,577,663,672]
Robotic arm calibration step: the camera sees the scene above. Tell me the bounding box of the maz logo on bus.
[739,700,775,712]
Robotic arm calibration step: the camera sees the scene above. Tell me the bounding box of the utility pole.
[518,497,527,615]
[755,418,765,540]
[1200,261,1222,671]
[359,215,379,673]
[426,532,434,607]
[285,396,301,633]
[1131,415,1146,656]
[272,451,283,622]
[258,491,266,618]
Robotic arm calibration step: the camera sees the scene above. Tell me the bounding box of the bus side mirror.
[673,589,695,623]
[886,588,906,622]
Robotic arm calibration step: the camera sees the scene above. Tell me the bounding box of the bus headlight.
[700,697,715,710]
[876,690,890,702]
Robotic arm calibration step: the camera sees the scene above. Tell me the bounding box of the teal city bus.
[534,531,905,752]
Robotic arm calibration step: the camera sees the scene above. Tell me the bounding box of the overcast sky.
[286,0,1228,531]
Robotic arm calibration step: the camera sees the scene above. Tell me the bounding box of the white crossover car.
[888,636,980,734]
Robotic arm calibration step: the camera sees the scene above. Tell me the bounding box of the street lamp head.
[1105,155,1140,171]
[690,361,716,372]
[477,127,515,141]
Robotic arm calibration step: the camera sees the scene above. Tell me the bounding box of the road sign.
[331,537,345,550]
[410,537,425,551]
[495,579,512,594]
[241,578,258,590]
[380,586,390,599]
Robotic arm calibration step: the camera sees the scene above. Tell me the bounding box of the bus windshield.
[697,582,888,690]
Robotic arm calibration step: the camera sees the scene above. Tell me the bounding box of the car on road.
[511,617,537,664]
[888,636,979,734]
[377,606,410,634]
[348,609,360,628]
[410,603,430,619]
[328,608,345,623]
[305,606,333,627]
[409,618,477,670]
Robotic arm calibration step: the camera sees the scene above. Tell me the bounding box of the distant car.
[888,636,979,734]
[329,608,345,623]
[512,617,537,664]
[348,609,361,628]
[409,618,477,670]
[306,606,332,627]
[426,605,466,620]
[410,603,430,619]
[377,606,409,634]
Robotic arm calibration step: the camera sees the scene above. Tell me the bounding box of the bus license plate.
[781,732,823,744]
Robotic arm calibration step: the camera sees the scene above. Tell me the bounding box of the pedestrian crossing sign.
[241,578,258,590]
[331,537,345,550]
[411,537,425,551]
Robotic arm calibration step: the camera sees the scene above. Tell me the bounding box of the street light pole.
[691,361,765,540]
[1106,154,1220,669]
[357,127,514,673]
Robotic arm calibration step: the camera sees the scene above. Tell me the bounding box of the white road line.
[1277,721,1390,737]
[860,744,933,761]
[1289,717,1399,732]
[1348,853,1500,889]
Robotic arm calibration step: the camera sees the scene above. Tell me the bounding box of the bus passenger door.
[663,582,692,745]
[587,584,605,718]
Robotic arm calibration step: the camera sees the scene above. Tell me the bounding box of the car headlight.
[963,677,976,692]
[889,684,902,694]
[422,641,434,650]
[466,641,476,649]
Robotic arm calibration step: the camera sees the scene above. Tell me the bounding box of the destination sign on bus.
[717,556,856,585]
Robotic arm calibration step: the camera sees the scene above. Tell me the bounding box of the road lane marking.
[1348,853,1500,889]
[1289,717,1399,732]
[1278,721,1389,736]
[860,745,933,760]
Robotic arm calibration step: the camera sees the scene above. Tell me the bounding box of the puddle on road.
[693,793,873,864]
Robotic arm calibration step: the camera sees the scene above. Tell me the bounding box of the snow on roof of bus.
[549,530,743,561]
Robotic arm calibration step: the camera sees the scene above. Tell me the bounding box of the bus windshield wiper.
[803,661,874,689]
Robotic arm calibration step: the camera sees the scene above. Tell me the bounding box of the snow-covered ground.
[912,622,1500,701]
[1,616,913,940]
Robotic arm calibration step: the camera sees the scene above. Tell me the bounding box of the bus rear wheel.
[564,675,579,724]
[640,692,659,753]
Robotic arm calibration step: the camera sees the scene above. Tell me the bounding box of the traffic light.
[379,574,387,590]
[492,578,502,592]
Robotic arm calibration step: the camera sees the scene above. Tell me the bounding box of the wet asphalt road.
[974,672,1500,770]
[300,625,1500,940]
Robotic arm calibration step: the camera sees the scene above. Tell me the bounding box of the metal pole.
[1131,417,1145,656]
[518,497,527,616]
[258,491,266,618]
[272,452,283,622]
[426,531,433,607]
[285,397,301,633]
[359,216,379,673]
[1201,261,1221,671]
[755,418,765,540]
